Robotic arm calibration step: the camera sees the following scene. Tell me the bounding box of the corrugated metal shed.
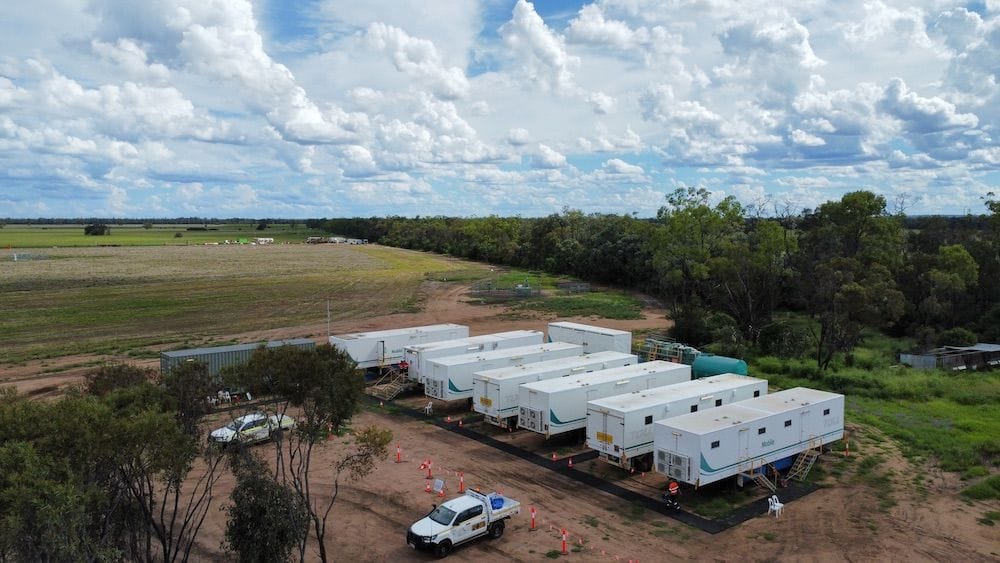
[899,342,1000,370]
[161,338,316,378]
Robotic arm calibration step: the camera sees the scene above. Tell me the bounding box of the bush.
[757,322,811,358]
[960,475,1000,501]
[668,303,712,347]
[83,223,110,236]
[937,327,978,347]
[752,356,785,375]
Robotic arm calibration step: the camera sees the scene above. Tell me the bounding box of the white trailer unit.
[329,324,468,369]
[403,330,544,383]
[424,342,584,402]
[653,387,844,486]
[547,321,632,354]
[587,374,768,471]
[518,361,691,438]
[473,351,639,428]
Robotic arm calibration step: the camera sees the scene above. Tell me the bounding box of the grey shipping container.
[160,338,316,380]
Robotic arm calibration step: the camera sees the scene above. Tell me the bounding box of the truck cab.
[407,490,519,558]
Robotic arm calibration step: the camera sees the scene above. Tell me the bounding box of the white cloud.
[500,0,579,93]
[531,144,567,168]
[603,158,644,175]
[91,38,170,84]
[506,128,531,146]
[790,129,826,146]
[879,77,978,133]
[840,1,933,49]
[587,92,615,114]
[566,4,642,50]
[364,23,470,100]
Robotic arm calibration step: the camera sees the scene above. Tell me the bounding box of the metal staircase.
[739,458,778,492]
[365,367,412,401]
[786,438,823,482]
[752,471,777,492]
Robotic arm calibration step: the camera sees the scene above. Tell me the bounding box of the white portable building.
[329,324,468,369]
[653,387,844,486]
[547,321,632,354]
[424,342,584,402]
[586,374,768,471]
[403,330,543,383]
[473,351,638,428]
[518,361,691,438]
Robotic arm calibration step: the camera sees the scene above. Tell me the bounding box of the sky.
[1,0,998,219]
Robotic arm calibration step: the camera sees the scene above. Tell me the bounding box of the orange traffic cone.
[425,482,431,493]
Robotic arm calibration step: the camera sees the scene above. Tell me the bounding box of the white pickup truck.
[208,412,296,445]
[406,490,520,558]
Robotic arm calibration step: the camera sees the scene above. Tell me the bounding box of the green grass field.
[751,334,1000,473]
[0,244,481,364]
[1,223,325,248]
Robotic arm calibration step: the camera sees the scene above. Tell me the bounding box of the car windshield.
[428,505,456,525]
[226,418,256,431]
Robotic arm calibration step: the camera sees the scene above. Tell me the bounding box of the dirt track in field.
[2,282,997,562]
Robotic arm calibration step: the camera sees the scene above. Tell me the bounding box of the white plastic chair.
[767,495,784,517]
[218,390,231,403]
[423,401,433,415]
[432,478,445,494]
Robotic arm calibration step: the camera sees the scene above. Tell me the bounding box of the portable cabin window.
[784,419,792,427]
[644,415,653,425]
[757,427,766,435]
[823,408,830,415]
[690,405,698,413]
[710,440,720,449]
[715,399,722,407]
[753,390,761,397]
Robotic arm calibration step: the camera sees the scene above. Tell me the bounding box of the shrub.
[83,223,110,236]
[937,327,978,347]
[960,475,1000,501]
[757,322,811,358]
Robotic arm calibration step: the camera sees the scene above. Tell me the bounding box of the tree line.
[318,189,1000,368]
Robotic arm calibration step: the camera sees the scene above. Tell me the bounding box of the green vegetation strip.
[755,357,999,471]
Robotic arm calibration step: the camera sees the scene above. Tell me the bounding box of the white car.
[209,412,296,444]
[407,490,520,557]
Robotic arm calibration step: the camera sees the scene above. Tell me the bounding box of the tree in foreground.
[229,344,391,562]
[0,361,224,563]
[224,450,309,563]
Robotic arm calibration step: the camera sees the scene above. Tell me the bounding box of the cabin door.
[799,409,810,443]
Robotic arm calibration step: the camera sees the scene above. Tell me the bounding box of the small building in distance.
[900,343,1000,370]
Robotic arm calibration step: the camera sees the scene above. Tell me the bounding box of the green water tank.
[692,354,748,378]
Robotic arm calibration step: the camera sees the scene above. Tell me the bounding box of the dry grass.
[1,245,480,364]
